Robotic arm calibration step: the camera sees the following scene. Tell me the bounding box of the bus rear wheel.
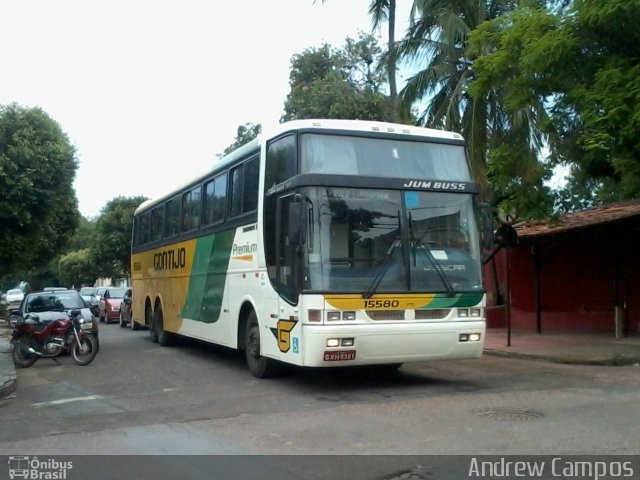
[155,306,173,347]
[245,311,279,378]
[148,305,158,343]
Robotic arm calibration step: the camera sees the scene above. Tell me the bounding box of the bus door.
[268,192,304,362]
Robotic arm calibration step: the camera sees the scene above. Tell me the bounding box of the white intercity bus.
[131,119,486,377]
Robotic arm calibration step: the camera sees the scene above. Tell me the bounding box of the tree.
[58,249,95,287]
[91,196,148,280]
[282,33,394,121]
[397,0,555,219]
[369,0,400,122]
[219,123,262,157]
[468,0,640,209]
[66,216,97,252]
[317,0,402,121]
[0,104,79,275]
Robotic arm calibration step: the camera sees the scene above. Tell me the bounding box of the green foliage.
[468,0,640,213]
[282,33,394,122]
[58,249,95,287]
[66,216,97,252]
[219,123,262,157]
[0,104,79,275]
[397,0,546,212]
[91,196,147,279]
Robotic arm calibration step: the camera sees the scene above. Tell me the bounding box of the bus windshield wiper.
[413,244,456,297]
[363,238,401,299]
[408,211,455,297]
[363,212,402,299]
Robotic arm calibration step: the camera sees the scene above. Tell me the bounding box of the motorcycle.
[9,309,98,367]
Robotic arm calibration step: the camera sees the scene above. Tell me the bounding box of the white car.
[5,288,24,306]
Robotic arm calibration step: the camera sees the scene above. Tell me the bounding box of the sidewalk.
[484,328,640,366]
[0,318,17,399]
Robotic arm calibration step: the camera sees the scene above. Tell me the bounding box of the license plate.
[324,350,356,361]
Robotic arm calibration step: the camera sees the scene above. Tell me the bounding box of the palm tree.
[398,0,547,198]
[316,0,401,122]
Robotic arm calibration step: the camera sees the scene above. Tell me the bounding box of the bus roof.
[135,119,465,215]
[262,118,464,142]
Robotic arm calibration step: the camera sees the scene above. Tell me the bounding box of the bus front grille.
[366,310,405,321]
[414,309,450,320]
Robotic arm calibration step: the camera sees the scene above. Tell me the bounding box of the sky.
[0,0,413,218]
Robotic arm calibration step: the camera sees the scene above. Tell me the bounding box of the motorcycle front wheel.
[12,338,38,368]
[72,334,98,366]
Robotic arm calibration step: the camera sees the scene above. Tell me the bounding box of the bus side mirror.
[288,201,307,246]
[495,222,518,247]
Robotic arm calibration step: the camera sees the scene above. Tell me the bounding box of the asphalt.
[1,321,639,400]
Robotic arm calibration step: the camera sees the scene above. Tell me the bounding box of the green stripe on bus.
[420,293,484,309]
[181,229,235,323]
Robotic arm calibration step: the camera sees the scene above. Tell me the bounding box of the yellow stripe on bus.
[324,294,435,310]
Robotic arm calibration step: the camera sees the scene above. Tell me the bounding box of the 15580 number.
[363,299,400,309]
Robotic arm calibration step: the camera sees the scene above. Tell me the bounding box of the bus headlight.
[470,308,481,318]
[327,311,341,322]
[458,309,469,318]
[308,310,322,323]
[342,311,356,321]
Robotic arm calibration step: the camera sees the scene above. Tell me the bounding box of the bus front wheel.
[245,311,279,378]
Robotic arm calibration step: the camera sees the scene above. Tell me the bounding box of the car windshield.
[80,287,96,295]
[7,289,22,295]
[26,293,85,312]
[107,288,127,299]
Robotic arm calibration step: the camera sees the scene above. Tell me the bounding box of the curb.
[484,348,640,366]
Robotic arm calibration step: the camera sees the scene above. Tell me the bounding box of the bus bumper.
[301,320,485,367]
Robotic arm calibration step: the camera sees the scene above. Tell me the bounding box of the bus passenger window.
[243,157,259,213]
[229,156,259,217]
[139,213,150,245]
[164,197,180,238]
[181,186,201,232]
[203,173,227,226]
[150,207,164,242]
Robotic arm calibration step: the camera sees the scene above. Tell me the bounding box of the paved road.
[1,322,639,477]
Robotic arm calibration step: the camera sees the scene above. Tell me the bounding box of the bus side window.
[150,206,164,242]
[181,186,201,232]
[265,134,296,193]
[203,173,227,226]
[139,212,150,245]
[230,155,259,217]
[164,197,180,238]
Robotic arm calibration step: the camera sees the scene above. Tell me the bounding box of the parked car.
[5,289,25,307]
[99,287,128,324]
[9,289,99,346]
[43,287,67,292]
[94,286,107,302]
[79,287,99,312]
[119,288,139,330]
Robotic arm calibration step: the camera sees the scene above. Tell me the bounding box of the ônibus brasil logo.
[8,456,73,480]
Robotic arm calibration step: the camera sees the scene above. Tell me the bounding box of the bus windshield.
[300,133,471,181]
[301,187,482,294]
